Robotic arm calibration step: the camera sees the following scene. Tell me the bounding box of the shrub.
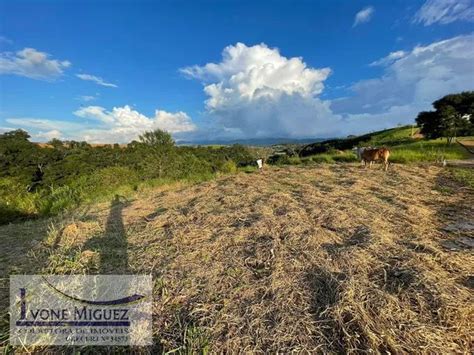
[220,160,238,174]
[0,178,38,224]
[37,185,83,216]
[267,154,291,165]
[288,157,302,165]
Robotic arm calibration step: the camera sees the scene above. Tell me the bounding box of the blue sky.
[0,0,473,142]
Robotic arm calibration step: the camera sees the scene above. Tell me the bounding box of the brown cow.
[361,148,390,171]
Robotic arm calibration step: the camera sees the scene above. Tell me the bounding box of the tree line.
[0,129,256,224]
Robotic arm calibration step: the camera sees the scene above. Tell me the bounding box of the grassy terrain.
[389,138,470,163]
[1,164,473,353]
[295,126,471,165]
[0,167,218,225]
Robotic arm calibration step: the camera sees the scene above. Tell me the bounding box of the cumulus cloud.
[74,105,196,143]
[414,0,474,25]
[0,48,71,80]
[76,74,118,88]
[331,34,474,134]
[74,106,115,124]
[181,36,474,139]
[181,42,338,138]
[353,6,375,27]
[6,107,196,143]
[6,35,473,142]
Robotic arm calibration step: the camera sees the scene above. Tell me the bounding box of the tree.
[0,129,30,141]
[137,130,176,178]
[416,91,474,143]
[138,129,175,147]
[48,138,64,149]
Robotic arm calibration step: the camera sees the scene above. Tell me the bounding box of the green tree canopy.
[138,129,175,147]
[416,91,474,142]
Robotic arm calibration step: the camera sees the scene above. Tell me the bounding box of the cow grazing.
[361,148,390,171]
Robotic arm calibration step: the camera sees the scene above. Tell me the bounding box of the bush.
[0,178,38,224]
[220,160,238,174]
[267,154,291,165]
[37,185,83,216]
[288,157,302,165]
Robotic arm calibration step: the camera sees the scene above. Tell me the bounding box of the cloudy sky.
[0,0,473,143]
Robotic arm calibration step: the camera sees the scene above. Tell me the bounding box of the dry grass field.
[1,163,473,353]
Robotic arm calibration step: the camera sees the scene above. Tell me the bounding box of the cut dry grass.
[1,164,473,353]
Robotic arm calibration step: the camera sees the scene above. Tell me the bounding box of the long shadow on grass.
[434,170,474,283]
[83,194,131,274]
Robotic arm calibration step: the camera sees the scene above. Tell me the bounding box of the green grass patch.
[366,126,415,146]
[450,167,474,189]
[0,167,219,225]
[389,139,468,163]
[239,165,258,173]
[311,154,335,163]
[332,152,358,162]
[298,134,469,166]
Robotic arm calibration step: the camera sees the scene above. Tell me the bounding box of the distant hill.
[299,125,418,156]
[178,137,328,146]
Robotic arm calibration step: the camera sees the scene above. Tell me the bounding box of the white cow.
[352,146,372,161]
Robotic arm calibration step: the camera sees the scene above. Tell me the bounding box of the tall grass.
[0,178,38,224]
[301,137,469,165]
[389,139,468,163]
[0,166,222,224]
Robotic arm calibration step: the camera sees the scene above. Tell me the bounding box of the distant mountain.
[178,137,328,146]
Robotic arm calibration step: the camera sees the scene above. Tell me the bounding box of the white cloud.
[76,94,98,102]
[34,129,62,141]
[0,48,71,80]
[76,74,118,88]
[182,36,474,139]
[74,105,196,143]
[74,106,115,124]
[5,118,82,131]
[370,50,407,66]
[181,42,337,138]
[6,35,473,142]
[0,126,16,133]
[353,6,375,27]
[331,34,474,134]
[154,110,198,134]
[414,0,474,25]
[6,107,196,143]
